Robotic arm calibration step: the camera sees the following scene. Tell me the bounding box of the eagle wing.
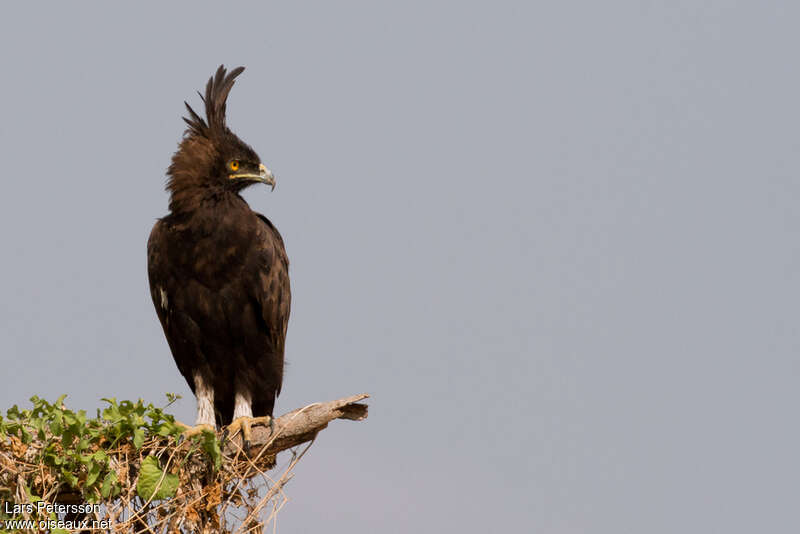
[251,213,291,399]
[147,219,199,387]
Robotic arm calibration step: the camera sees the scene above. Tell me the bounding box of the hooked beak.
[258,163,276,191]
[229,163,276,190]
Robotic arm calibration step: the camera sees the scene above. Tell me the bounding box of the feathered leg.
[226,389,273,452]
[177,371,217,437]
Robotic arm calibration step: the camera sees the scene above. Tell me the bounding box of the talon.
[226,415,273,455]
[226,416,253,452]
[251,415,273,432]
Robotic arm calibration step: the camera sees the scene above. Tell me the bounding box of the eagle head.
[166,65,274,212]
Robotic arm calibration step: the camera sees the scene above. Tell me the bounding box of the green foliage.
[136,456,180,501]
[200,427,223,471]
[0,394,220,503]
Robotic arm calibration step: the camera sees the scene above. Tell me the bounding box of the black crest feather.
[183,65,245,138]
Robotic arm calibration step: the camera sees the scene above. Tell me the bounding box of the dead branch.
[225,393,370,458]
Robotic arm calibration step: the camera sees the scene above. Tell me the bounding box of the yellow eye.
[229,160,240,171]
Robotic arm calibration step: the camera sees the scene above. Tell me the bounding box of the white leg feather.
[232,390,252,420]
[193,371,216,427]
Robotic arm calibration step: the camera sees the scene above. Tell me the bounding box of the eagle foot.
[175,422,216,441]
[226,415,274,454]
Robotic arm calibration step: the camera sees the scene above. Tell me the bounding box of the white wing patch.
[158,287,169,311]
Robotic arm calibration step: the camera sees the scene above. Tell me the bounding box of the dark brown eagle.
[147,66,290,447]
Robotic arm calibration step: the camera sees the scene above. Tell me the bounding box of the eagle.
[147,66,290,448]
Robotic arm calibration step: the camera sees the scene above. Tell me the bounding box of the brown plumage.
[147,66,290,436]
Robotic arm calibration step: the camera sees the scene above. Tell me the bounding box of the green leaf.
[119,400,133,414]
[155,421,182,438]
[61,468,78,488]
[31,418,44,434]
[29,396,43,410]
[101,399,120,422]
[5,423,21,438]
[86,461,101,487]
[101,471,118,498]
[7,404,21,420]
[200,430,222,471]
[50,411,63,435]
[133,428,145,449]
[136,456,179,501]
[63,411,76,426]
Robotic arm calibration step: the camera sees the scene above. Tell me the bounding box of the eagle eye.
[228,160,240,172]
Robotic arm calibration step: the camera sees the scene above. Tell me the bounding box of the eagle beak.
[259,163,276,191]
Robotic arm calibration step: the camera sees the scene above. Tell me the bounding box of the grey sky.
[1,2,798,532]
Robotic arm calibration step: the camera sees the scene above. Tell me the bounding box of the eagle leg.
[226,415,274,454]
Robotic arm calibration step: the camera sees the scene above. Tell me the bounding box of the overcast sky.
[1,2,798,533]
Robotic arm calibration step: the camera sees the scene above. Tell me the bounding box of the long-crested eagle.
[147,66,290,447]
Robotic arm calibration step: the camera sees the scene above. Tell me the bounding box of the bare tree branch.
[224,393,370,457]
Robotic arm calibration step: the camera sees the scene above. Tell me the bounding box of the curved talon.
[226,415,274,454]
